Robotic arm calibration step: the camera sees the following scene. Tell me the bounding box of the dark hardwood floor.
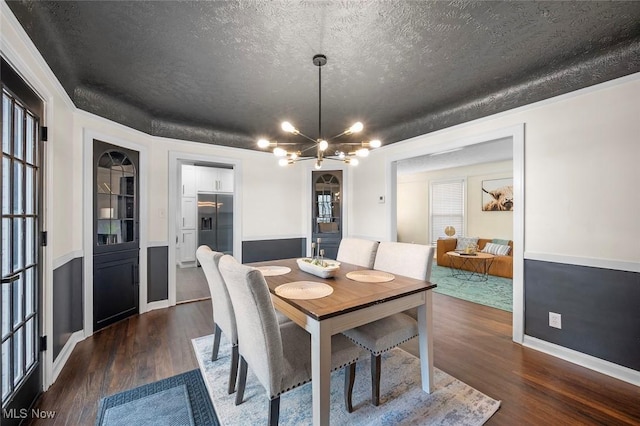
[27,294,639,425]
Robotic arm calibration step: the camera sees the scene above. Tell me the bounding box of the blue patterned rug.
[192,334,500,425]
[430,265,513,312]
[95,369,219,426]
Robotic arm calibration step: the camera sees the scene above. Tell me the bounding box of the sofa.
[436,238,513,278]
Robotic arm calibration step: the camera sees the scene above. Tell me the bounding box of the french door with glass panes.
[1,83,43,422]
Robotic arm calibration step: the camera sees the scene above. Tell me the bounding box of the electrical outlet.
[549,312,562,329]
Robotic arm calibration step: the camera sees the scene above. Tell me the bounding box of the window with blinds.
[430,178,465,245]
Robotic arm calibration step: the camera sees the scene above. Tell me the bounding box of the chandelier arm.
[327,131,350,141]
[294,131,318,144]
[299,143,319,154]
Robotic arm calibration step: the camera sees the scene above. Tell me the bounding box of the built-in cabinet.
[178,164,234,266]
[312,170,342,259]
[182,164,197,197]
[197,167,233,193]
[181,198,197,229]
[93,140,139,331]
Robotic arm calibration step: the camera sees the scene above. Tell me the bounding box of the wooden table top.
[446,251,495,259]
[249,258,436,321]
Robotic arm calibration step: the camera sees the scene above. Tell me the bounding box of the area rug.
[430,264,513,312]
[95,369,219,426]
[192,334,500,425]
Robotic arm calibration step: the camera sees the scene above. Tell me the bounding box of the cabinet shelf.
[95,150,136,246]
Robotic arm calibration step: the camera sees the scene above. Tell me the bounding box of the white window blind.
[430,179,465,245]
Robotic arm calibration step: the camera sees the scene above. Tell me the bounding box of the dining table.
[249,257,437,426]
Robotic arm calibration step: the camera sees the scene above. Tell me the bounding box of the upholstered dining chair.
[196,246,291,394]
[218,255,363,425]
[196,245,239,394]
[342,241,434,406]
[336,237,380,268]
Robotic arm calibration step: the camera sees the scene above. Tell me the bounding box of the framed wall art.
[482,178,513,211]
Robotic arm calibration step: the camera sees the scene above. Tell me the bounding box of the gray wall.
[524,260,640,371]
[52,257,83,360]
[242,238,306,263]
[148,246,168,302]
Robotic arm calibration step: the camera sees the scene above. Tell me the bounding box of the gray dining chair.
[336,237,380,268]
[342,241,434,406]
[218,255,363,425]
[196,245,240,394]
[196,246,291,394]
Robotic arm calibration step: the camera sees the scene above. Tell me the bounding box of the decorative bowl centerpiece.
[296,258,341,278]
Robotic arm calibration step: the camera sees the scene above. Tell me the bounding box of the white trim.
[41,105,55,390]
[51,331,85,384]
[241,235,306,242]
[83,129,149,337]
[52,250,84,271]
[511,124,525,343]
[524,252,640,273]
[523,336,640,387]
[385,160,397,242]
[386,124,526,344]
[147,241,169,248]
[146,300,170,312]
[75,108,151,140]
[168,151,243,307]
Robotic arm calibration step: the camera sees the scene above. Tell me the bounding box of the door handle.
[183,217,185,227]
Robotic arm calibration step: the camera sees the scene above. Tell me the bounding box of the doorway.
[169,154,241,306]
[388,124,525,342]
[1,60,45,425]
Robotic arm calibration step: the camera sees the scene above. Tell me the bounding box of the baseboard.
[523,335,640,387]
[52,330,85,383]
[145,300,170,312]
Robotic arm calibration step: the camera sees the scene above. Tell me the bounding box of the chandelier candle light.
[257,54,381,169]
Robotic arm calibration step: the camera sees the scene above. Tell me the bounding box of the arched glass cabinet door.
[312,170,342,259]
[95,149,137,251]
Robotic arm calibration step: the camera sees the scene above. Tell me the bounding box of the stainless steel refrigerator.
[197,193,233,255]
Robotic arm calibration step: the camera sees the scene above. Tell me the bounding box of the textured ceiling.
[6,1,640,154]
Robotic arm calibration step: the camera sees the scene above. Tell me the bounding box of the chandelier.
[257,54,381,169]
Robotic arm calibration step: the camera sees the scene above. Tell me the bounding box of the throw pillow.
[492,238,510,245]
[455,237,479,251]
[482,242,511,256]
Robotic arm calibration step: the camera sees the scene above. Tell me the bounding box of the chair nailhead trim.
[344,334,418,356]
[272,358,359,398]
